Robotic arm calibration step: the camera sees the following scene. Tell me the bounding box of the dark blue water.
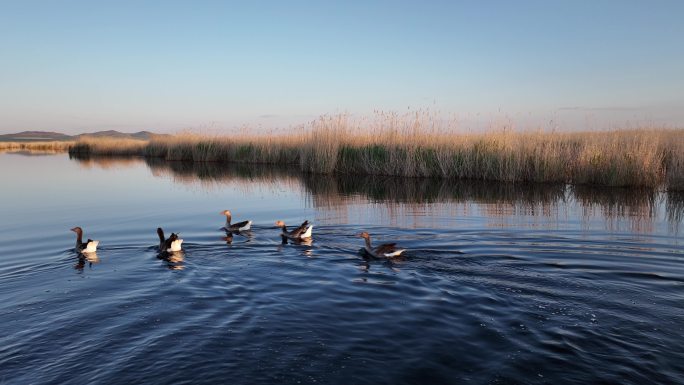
[1,152,683,384]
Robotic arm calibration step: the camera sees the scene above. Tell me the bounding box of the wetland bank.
[65,113,684,190]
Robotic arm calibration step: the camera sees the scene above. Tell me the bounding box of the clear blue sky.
[1,0,683,133]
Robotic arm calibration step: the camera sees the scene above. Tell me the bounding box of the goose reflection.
[296,238,314,257]
[73,252,99,271]
[85,252,100,264]
[281,237,313,247]
[275,237,314,257]
[222,225,255,245]
[221,231,255,245]
[157,250,185,270]
[357,258,401,281]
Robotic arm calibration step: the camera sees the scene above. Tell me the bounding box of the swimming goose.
[70,227,99,253]
[358,232,405,258]
[220,210,252,232]
[157,227,183,252]
[275,220,313,241]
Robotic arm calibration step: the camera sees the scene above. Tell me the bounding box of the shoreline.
[70,125,684,190]
[5,125,684,190]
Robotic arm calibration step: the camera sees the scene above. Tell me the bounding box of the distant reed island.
[5,113,684,190]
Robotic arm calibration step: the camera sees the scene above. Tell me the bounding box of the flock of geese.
[70,209,406,260]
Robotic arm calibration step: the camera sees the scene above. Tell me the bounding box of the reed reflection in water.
[69,154,684,235]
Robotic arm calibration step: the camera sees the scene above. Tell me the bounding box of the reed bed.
[69,137,148,156]
[69,112,684,190]
[142,132,303,164]
[0,141,73,152]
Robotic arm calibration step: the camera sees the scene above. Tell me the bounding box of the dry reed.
[0,141,73,152]
[69,137,148,156]
[67,112,684,190]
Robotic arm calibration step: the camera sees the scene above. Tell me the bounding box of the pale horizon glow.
[1,1,683,134]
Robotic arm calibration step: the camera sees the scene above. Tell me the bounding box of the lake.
[1,151,683,384]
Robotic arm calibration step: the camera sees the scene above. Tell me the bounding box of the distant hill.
[0,130,169,142]
[0,131,74,141]
[77,130,165,140]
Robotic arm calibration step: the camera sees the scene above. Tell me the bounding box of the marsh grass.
[69,137,148,156]
[663,137,684,190]
[68,112,684,190]
[0,141,73,152]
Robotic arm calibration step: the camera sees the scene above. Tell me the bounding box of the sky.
[1,0,683,134]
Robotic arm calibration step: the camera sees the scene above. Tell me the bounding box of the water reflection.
[68,155,684,235]
[667,191,684,234]
[74,252,100,272]
[305,174,567,205]
[145,157,302,192]
[572,185,659,234]
[71,155,143,170]
[3,154,684,385]
[3,150,63,156]
[158,251,185,270]
[279,236,314,246]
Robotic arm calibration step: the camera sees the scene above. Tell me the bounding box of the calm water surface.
[1,152,683,384]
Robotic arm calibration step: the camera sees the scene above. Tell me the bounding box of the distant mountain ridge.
[0,130,169,142]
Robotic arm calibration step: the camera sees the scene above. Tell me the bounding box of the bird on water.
[357,231,405,258]
[70,226,99,253]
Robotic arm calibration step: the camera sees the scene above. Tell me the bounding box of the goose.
[357,232,405,258]
[275,220,313,241]
[220,210,252,232]
[157,227,183,253]
[70,227,99,253]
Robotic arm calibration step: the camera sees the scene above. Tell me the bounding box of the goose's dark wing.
[230,220,250,231]
[374,243,398,256]
[162,233,176,251]
[289,220,310,238]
